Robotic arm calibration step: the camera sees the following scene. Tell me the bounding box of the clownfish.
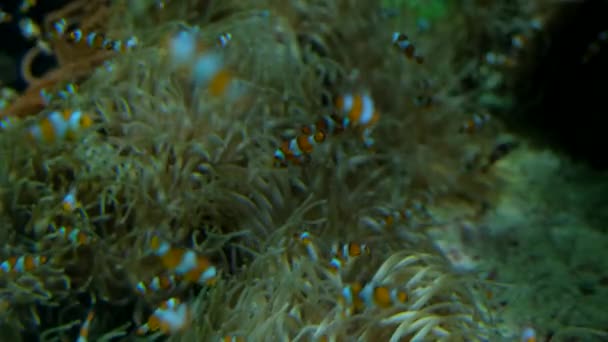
[75,311,94,342]
[135,273,179,296]
[520,327,536,342]
[273,130,327,167]
[149,236,218,286]
[382,196,431,228]
[484,51,517,68]
[335,93,379,130]
[335,92,380,147]
[62,188,82,213]
[340,282,407,316]
[459,113,491,134]
[192,51,234,97]
[59,23,138,53]
[19,17,41,41]
[53,225,94,246]
[137,297,190,335]
[165,29,237,97]
[27,109,93,143]
[165,29,204,66]
[511,34,529,51]
[301,114,347,137]
[328,242,370,274]
[392,32,424,64]
[50,18,67,37]
[40,83,79,106]
[293,231,320,262]
[381,207,413,227]
[1,254,47,273]
[359,283,407,309]
[331,242,370,261]
[339,282,364,316]
[217,32,232,48]
[222,335,246,342]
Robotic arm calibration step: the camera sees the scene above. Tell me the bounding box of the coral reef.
[0,0,606,341]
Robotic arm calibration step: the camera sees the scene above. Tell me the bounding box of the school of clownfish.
[292,231,409,319]
[0,9,140,144]
[272,92,380,168]
[272,32,426,168]
[0,4,542,339]
[0,22,237,341]
[483,16,546,68]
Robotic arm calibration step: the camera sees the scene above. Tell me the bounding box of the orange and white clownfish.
[328,242,370,274]
[75,311,95,342]
[392,32,424,64]
[53,225,94,246]
[191,50,234,97]
[520,327,536,342]
[293,231,320,262]
[222,335,246,342]
[149,236,218,286]
[135,273,179,296]
[380,198,429,228]
[331,242,370,261]
[459,113,491,134]
[18,17,41,41]
[484,51,517,68]
[335,92,380,147]
[273,130,327,167]
[340,282,407,316]
[61,24,138,53]
[137,297,190,335]
[0,254,48,273]
[40,82,78,106]
[165,29,236,97]
[335,93,380,130]
[27,110,93,143]
[339,282,364,316]
[165,29,204,66]
[217,32,232,48]
[328,242,370,272]
[61,187,82,213]
[358,283,407,309]
[301,114,347,137]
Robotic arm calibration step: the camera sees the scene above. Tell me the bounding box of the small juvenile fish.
[459,113,491,134]
[273,130,327,167]
[335,92,380,147]
[27,110,93,143]
[328,242,370,274]
[137,297,190,335]
[135,273,179,295]
[76,311,94,342]
[149,236,218,286]
[54,225,94,246]
[521,327,536,342]
[0,254,48,273]
[392,32,424,64]
[19,17,41,40]
[217,32,232,48]
[293,231,320,261]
